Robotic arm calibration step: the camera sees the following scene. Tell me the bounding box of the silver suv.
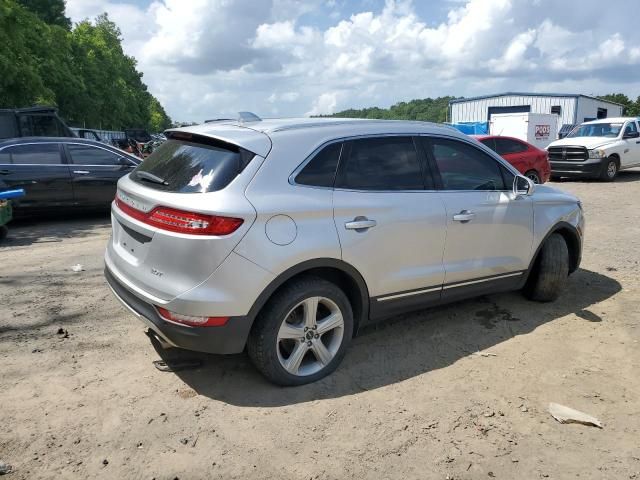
[105,117,584,385]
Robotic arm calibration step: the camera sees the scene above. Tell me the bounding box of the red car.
[472,135,551,184]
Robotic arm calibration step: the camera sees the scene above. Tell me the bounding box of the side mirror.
[119,157,135,167]
[513,175,535,197]
[623,131,639,139]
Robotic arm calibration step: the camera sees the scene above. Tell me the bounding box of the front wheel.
[599,157,618,182]
[523,233,569,302]
[247,276,354,386]
[524,170,541,184]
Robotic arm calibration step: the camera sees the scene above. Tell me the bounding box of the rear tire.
[523,233,569,302]
[0,225,7,240]
[524,170,541,184]
[247,276,353,386]
[599,157,618,182]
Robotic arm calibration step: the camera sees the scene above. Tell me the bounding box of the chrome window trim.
[288,132,518,194]
[0,141,137,167]
[0,141,64,166]
[289,133,437,192]
[65,142,138,166]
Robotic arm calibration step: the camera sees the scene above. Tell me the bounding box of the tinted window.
[5,144,61,165]
[295,142,342,187]
[624,122,638,135]
[19,115,64,137]
[0,114,17,139]
[426,138,507,191]
[68,144,121,166]
[480,138,497,152]
[132,138,254,193]
[337,137,423,191]
[494,138,528,155]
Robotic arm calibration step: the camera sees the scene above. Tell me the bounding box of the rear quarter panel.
[235,131,342,274]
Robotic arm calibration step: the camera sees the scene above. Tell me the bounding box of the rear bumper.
[550,159,602,178]
[105,266,252,354]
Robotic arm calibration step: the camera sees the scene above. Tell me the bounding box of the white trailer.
[489,112,558,148]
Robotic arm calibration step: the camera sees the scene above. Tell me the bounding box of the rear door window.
[5,144,62,165]
[425,138,508,191]
[494,138,528,155]
[480,138,497,152]
[336,136,424,191]
[68,144,121,165]
[295,142,342,187]
[0,113,18,139]
[131,138,254,193]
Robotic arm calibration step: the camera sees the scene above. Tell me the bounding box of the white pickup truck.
[547,117,640,181]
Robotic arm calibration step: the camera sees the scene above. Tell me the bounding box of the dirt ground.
[1,172,639,480]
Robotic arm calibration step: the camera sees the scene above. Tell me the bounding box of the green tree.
[16,0,70,29]
[0,1,171,132]
[327,97,458,123]
[597,93,640,116]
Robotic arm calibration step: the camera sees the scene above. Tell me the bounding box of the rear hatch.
[105,129,269,302]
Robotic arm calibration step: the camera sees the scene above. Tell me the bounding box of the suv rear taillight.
[156,307,229,327]
[115,197,243,236]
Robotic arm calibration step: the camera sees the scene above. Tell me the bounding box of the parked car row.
[0,137,139,216]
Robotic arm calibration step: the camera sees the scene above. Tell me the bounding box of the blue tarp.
[449,122,489,135]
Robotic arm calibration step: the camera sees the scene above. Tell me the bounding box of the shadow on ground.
[551,169,640,184]
[0,211,110,248]
[151,268,621,407]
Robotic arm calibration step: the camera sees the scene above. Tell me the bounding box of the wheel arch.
[528,221,582,275]
[246,258,370,336]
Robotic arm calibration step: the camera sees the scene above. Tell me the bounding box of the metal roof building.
[449,93,624,132]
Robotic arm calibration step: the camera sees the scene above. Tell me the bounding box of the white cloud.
[306,91,341,116]
[66,0,640,122]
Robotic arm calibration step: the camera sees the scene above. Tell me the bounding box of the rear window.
[131,138,254,193]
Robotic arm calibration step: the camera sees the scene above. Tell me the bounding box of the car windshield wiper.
[135,171,168,185]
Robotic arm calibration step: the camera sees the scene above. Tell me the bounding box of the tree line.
[327,94,640,123]
[0,0,172,132]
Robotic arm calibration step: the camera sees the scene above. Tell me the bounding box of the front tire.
[247,276,354,386]
[523,233,569,302]
[599,157,618,182]
[524,170,541,184]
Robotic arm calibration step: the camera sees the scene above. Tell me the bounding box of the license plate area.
[114,219,153,265]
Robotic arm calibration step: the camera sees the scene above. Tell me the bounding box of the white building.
[449,93,624,135]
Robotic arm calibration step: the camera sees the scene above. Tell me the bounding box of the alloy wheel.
[526,171,541,184]
[276,296,345,376]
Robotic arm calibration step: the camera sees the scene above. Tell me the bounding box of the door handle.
[0,169,10,175]
[345,217,377,231]
[73,170,90,175]
[453,210,475,223]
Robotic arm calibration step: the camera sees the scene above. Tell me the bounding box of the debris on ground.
[102,459,109,466]
[471,351,498,357]
[0,460,13,475]
[56,328,69,339]
[548,402,603,428]
[153,359,202,372]
[71,264,85,272]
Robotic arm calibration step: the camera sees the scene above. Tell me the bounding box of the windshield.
[567,122,623,138]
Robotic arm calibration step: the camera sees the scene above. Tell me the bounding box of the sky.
[65,0,640,122]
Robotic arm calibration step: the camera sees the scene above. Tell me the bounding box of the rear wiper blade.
[135,171,168,185]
